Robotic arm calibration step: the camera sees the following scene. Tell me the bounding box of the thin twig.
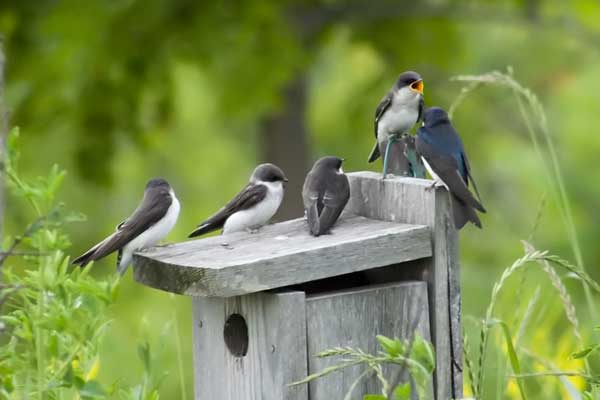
[0,251,50,256]
[0,216,46,266]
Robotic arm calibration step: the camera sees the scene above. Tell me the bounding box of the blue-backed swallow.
[416,107,486,229]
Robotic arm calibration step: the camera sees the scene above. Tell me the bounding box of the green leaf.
[487,319,528,400]
[5,127,20,170]
[363,395,386,400]
[376,335,404,357]
[410,334,435,373]
[79,380,108,399]
[570,345,600,359]
[392,383,411,400]
[2,376,14,393]
[63,363,75,386]
[137,341,151,372]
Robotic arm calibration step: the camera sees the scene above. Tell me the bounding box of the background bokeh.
[2,0,600,398]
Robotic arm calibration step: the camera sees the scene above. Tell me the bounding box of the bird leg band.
[382,133,399,178]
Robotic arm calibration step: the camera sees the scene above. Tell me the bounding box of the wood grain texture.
[306,282,432,399]
[192,291,308,400]
[133,215,431,297]
[346,171,462,399]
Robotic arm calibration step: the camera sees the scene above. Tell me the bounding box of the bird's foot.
[220,242,234,250]
[247,227,261,234]
[425,180,444,192]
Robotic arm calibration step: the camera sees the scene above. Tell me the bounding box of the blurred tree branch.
[261,76,310,219]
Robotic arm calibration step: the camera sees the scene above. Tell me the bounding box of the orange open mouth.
[410,80,424,94]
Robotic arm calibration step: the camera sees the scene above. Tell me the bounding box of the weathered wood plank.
[346,171,462,399]
[133,215,431,297]
[305,282,432,399]
[192,291,308,400]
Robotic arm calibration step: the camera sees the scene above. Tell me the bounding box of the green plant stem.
[5,168,42,216]
[511,85,598,321]
[462,334,478,398]
[510,371,594,380]
[36,288,44,400]
[476,250,545,396]
[343,369,371,400]
[451,70,598,322]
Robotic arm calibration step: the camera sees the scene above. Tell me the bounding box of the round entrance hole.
[223,313,249,357]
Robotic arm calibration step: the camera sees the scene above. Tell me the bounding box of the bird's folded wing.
[418,140,485,212]
[73,190,172,264]
[461,152,485,210]
[317,178,350,234]
[374,92,393,138]
[191,184,268,236]
[368,93,392,163]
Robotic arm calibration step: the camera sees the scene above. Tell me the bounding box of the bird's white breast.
[377,88,421,141]
[422,157,449,190]
[223,181,283,234]
[120,190,181,269]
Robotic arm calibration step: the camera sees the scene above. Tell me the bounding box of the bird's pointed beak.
[410,80,424,94]
[283,177,289,183]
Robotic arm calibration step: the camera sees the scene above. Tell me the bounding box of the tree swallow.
[368,71,425,178]
[416,107,486,229]
[188,163,287,237]
[302,156,350,236]
[73,178,180,274]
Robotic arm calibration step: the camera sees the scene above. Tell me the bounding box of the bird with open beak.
[368,71,425,178]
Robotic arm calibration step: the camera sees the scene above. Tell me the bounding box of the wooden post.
[192,292,308,400]
[133,173,461,400]
[306,281,433,398]
[346,171,462,399]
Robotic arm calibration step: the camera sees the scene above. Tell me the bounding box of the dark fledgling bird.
[302,156,350,236]
[189,163,287,238]
[72,178,180,274]
[368,71,425,177]
[416,107,486,229]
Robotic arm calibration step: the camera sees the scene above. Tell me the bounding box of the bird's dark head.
[251,163,288,184]
[314,156,345,172]
[423,107,451,128]
[146,178,171,190]
[394,71,424,95]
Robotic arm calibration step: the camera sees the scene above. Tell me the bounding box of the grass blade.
[487,319,527,400]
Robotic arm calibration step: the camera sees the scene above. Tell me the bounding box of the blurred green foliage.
[0,130,169,399]
[2,0,600,398]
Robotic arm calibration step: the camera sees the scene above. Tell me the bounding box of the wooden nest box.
[133,172,462,400]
